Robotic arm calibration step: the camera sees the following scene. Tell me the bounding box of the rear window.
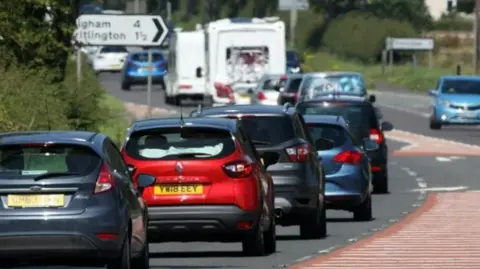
[0,144,100,178]
[131,53,164,62]
[297,103,377,128]
[307,124,348,150]
[240,116,295,145]
[100,46,128,53]
[286,77,303,93]
[125,127,235,160]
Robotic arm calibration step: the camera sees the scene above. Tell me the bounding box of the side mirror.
[363,139,379,151]
[381,121,394,132]
[369,94,376,103]
[260,151,278,169]
[137,174,156,189]
[315,138,336,151]
[428,89,438,96]
[196,67,202,78]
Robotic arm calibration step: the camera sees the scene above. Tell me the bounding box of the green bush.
[322,11,417,63]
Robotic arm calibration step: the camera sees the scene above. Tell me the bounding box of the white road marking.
[410,186,469,192]
[435,157,452,162]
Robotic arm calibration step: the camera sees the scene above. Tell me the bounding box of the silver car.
[251,74,286,105]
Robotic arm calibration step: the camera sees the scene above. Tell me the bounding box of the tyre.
[242,224,266,256]
[263,214,276,254]
[131,240,149,269]
[374,172,389,194]
[353,195,372,221]
[107,238,131,269]
[299,201,327,239]
[429,120,442,130]
[121,82,131,91]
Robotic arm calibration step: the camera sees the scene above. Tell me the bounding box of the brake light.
[333,151,362,165]
[94,164,115,194]
[96,233,118,240]
[215,82,235,102]
[257,91,267,100]
[222,160,253,178]
[285,144,310,162]
[369,128,384,144]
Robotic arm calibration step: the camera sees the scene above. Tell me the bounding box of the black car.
[195,104,327,239]
[0,131,152,269]
[296,96,393,193]
[277,73,304,105]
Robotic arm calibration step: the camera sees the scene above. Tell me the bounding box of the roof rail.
[283,102,292,111]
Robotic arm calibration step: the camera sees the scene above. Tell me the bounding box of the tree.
[456,0,475,13]
[365,0,433,31]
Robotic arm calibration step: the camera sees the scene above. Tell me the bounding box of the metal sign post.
[278,0,309,48]
[147,49,153,118]
[74,14,169,117]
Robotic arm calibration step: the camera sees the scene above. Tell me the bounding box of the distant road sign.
[74,14,168,46]
[278,0,309,10]
[386,38,434,51]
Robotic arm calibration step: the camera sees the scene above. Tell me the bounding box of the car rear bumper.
[147,205,259,242]
[0,208,125,261]
[273,180,320,224]
[123,75,165,85]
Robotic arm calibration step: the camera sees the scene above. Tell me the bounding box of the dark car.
[0,131,151,269]
[121,50,167,91]
[286,50,303,74]
[296,96,393,193]
[121,117,276,256]
[277,73,305,105]
[304,115,374,220]
[195,104,326,239]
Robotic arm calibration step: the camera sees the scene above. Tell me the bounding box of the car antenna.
[179,104,185,127]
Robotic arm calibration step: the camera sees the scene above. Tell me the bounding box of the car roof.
[304,71,362,77]
[130,117,238,133]
[0,131,105,154]
[441,75,480,81]
[297,95,368,104]
[198,105,294,117]
[303,115,348,128]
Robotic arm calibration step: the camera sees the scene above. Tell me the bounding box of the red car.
[121,117,276,256]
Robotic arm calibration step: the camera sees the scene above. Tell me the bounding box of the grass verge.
[304,52,470,92]
[99,94,131,146]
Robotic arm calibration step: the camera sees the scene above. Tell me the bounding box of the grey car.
[0,131,152,269]
[195,104,327,239]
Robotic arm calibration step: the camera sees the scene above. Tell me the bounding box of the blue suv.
[121,50,167,91]
[429,75,480,130]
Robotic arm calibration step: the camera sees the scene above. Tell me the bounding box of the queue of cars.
[0,65,393,266]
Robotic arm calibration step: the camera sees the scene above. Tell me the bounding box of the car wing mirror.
[381,121,394,132]
[368,94,376,103]
[363,139,380,151]
[428,89,438,96]
[137,174,156,192]
[196,67,202,78]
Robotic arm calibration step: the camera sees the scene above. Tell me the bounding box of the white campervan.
[165,25,208,106]
[204,17,286,105]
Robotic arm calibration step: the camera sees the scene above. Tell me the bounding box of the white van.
[165,26,208,106]
[203,17,286,105]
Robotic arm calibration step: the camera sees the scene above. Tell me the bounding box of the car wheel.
[121,82,131,91]
[107,238,131,269]
[353,195,372,221]
[300,201,326,239]
[429,120,442,130]
[374,172,389,194]
[131,240,149,269]
[242,223,266,256]
[263,213,276,254]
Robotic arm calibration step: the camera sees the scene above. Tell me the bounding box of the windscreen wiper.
[251,140,270,145]
[33,172,81,181]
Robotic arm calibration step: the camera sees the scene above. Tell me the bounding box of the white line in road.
[435,157,452,162]
[377,103,430,118]
[410,186,469,192]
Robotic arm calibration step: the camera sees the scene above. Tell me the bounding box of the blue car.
[304,115,375,221]
[121,50,167,91]
[286,50,303,74]
[429,75,480,129]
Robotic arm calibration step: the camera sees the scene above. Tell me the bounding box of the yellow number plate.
[7,194,65,208]
[110,64,122,68]
[154,184,203,195]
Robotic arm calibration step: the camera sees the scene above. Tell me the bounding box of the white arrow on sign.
[74,14,168,46]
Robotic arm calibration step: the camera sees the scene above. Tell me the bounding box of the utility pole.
[475,0,480,74]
